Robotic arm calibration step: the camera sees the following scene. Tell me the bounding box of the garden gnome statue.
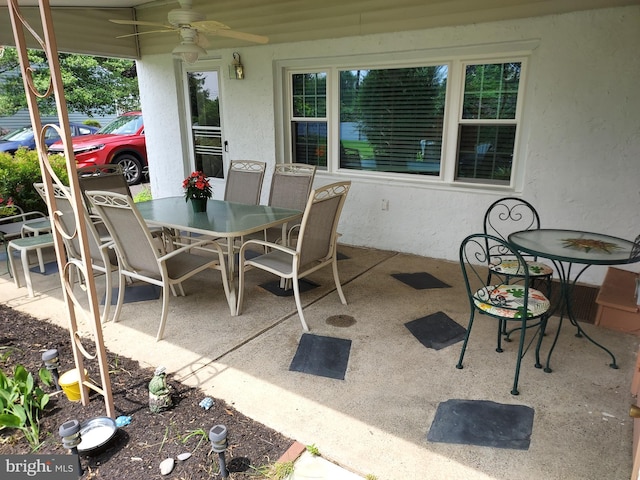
[148,366,172,413]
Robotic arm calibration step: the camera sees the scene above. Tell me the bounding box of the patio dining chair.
[249,163,316,246]
[0,197,51,275]
[457,233,551,395]
[483,197,554,290]
[86,190,231,341]
[224,160,266,205]
[34,182,122,322]
[237,181,351,331]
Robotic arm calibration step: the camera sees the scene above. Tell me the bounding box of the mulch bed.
[0,304,294,479]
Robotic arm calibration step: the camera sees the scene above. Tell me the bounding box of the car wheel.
[113,154,143,185]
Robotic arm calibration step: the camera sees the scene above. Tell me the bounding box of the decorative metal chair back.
[483,197,553,289]
[457,233,550,395]
[483,197,541,261]
[224,160,266,205]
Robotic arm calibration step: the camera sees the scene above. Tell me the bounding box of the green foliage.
[252,460,295,479]
[83,119,101,128]
[0,47,139,117]
[0,149,69,214]
[306,443,320,456]
[0,364,50,449]
[133,186,153,203]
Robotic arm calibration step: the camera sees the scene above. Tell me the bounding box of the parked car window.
[98,114,142,135]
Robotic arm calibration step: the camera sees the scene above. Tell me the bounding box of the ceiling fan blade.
[204,28,269,44]
[191,20,231,32]
[110,19,172,29]
[116,29,176,39]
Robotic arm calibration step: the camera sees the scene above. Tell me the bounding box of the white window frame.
[277,40,537,192]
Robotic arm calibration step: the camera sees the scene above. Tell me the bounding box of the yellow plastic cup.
[58,369,86,402]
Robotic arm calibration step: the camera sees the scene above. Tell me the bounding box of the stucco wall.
[137,6,640,285]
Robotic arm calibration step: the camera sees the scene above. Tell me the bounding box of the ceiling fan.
[110,0,268,63]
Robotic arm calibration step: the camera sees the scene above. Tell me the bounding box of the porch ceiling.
[1,0,639,58]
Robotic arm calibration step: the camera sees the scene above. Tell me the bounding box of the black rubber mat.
[427,399,534,450]
[289,333,352,380]
[30,261,59,275]
[405,312,466,350]
[392,272,451,289]
[260,278,319,297]
[106,284,161,305]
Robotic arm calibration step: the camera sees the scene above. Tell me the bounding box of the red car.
[49,111,147,185]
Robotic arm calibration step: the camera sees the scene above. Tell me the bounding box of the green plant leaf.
[0,412,22,428]
[38,368,53,387]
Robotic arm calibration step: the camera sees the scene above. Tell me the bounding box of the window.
[187,71,224,178]
[339,66,447,175]
[285,55,526,187]
[291,72,327,168]
[455,62,521,183]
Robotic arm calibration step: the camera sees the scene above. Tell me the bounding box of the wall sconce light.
[229,52,244,80]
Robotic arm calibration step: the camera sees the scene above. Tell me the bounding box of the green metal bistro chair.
[457,233,551,395]
[483,197,554,289]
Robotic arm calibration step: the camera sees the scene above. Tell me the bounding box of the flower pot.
[190,197,207,213]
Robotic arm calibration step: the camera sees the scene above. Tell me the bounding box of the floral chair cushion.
[490,260,553,277]
[473,284,550,318]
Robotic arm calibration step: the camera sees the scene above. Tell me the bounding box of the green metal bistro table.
[508,229,640,373]
[137,196,302,314]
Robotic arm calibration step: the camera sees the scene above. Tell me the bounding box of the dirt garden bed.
[0,304,295,479]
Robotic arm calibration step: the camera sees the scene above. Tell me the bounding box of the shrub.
[83,119,101,128]
[0,149,69,214]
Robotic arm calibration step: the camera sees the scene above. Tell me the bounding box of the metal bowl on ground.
[77,416,118,454]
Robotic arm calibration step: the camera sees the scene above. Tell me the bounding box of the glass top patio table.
[508,229,640,373]
[136,196,302,238]
[508,229,640,266]
[137,196,303,315]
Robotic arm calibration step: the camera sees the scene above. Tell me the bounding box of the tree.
[0,47,139,117]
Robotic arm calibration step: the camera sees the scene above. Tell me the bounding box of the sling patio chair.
[224,160,266,205]
[237,181,351,331]
[34,182,122,322]
[246,163,316,247]
[86,190,231,341]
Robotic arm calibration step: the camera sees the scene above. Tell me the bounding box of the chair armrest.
[157,238,226,262]
[0,210,46,225]
[240,239,296,256]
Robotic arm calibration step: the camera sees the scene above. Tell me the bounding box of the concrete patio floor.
[0,243,638,480]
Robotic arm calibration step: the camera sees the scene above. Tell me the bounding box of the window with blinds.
[291,72,328,168]
[339,66,447,175]
[285,56,526,186]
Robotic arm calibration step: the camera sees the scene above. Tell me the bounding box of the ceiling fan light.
[172,42,207,63]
